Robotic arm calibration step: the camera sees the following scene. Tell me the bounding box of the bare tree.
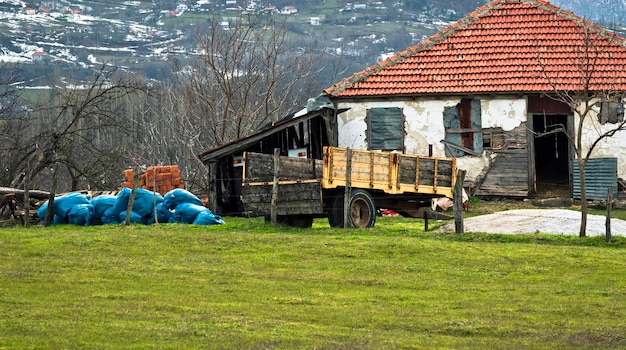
[132,13,335,195]
[10,64,148,193]
[173,13,328,148]
[0,64,33,187]
[536,25,626,237]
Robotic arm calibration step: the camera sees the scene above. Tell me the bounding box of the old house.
[323,0,626,198]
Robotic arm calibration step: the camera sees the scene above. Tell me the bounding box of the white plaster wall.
[335,96,626,184]
[336,96,528,181]
[575,104,626,178]
[481,98,527,131]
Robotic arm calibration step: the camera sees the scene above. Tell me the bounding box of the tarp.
[163,189,204,210]
[39,188,224,226]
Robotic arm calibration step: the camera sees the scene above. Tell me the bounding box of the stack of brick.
[122,165,185,195]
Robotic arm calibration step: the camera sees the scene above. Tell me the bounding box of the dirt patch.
[437,209,626,236]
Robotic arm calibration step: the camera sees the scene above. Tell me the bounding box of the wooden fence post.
[44,162,59,227]
[24,161,30,227]
[153,165,158,224]
[125,167,140,225]
[343,148,352,228]
[271,148,281,226]
[606,187,612,242]
[454,169,466,234]
[208,162,218,213]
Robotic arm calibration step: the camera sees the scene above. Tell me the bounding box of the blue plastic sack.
[132,188,164,218]
[67,204,95,226]
[52,192,90,218]
[37,201,66,225]
[118,210,143,224]
[163,189,203,210]
[170,202,207,224]
[100,207,120,225]
[111,187,163,222]
[37,192,89,225]
[192,210,225,225]
[154,202,172,224]
[110,187,132,218]
[91,195,116,224]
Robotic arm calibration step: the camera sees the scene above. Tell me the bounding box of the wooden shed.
[197,96,345,215]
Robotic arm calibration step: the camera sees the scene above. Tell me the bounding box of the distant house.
[264,5,278,14]
[24,8,36,15]
[323,0,626,199]
[38,6,51,14]
[280,6,297,14]
[31,51,45,62]
[310,17,320,25]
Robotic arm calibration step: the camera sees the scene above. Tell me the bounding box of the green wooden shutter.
[443,105,463,157]
[367,107,403,151]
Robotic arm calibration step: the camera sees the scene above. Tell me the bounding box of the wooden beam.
[271,148,280,226]
[440,140,482,157]
[343,148,352,228]
[454,169,466,234]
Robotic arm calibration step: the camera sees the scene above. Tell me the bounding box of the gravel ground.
[438,209,626,236]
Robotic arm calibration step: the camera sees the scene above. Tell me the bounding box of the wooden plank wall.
[244,152,322,183]
[241,182,323,216]
[475,123,529,197]
[241,151,323,216]
[475,149,529,197]
[323,147,456,197]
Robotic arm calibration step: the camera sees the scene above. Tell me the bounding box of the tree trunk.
[454,169,466,234]
[271,148,280,226]
[24,162,30,228]
[606,187,612,242]
[578,160,587,237]
[44,162,60,226]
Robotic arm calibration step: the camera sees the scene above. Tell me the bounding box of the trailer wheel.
[327,194,344,227]
[329,189,376,228]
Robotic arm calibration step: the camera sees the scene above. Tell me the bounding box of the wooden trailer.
[241,146,457,228]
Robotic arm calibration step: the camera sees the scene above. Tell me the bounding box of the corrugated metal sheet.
[573,158,617,200]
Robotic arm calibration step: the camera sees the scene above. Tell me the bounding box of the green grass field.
[1,214,625,349]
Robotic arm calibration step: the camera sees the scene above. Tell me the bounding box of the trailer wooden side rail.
[240,146,457,228]
[322,147,455,198]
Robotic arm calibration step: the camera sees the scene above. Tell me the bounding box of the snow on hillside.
[0,1,175,65]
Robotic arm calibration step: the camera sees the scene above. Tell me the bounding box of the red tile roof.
[324,0,626,97]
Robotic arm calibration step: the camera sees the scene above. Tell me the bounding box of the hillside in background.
[549,0,626,26]
[1,0,625,88]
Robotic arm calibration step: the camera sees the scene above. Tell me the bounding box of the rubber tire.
[327,193,344,227]
[330,189,377,228]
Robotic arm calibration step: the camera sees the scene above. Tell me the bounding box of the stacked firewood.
[0,187,49,226]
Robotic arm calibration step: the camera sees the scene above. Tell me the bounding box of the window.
[599,101,624,125]
[442,98,483,157]
[366,107,404,151]
[483,127,505,150]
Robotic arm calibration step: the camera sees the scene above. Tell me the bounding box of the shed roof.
[324,0,626,97]
[198,96,342,163]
